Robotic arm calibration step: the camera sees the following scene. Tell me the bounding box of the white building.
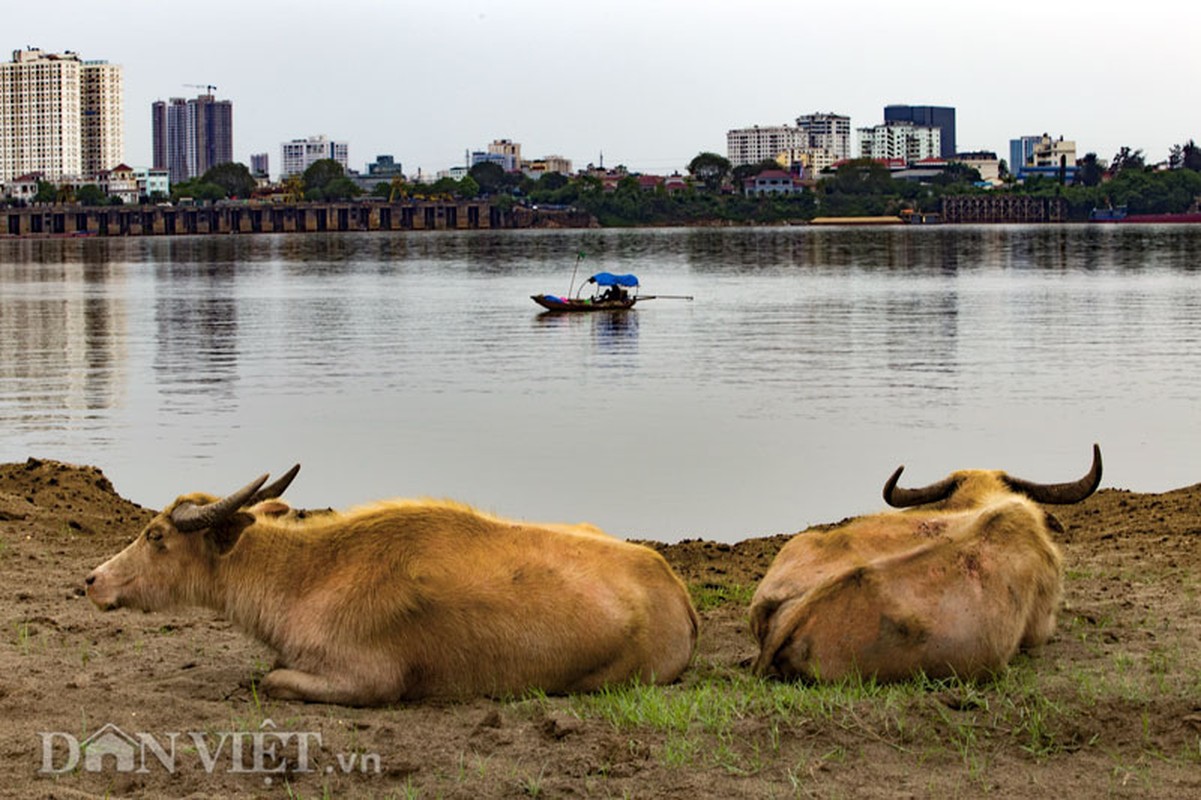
[796,113,851,163]
[280,135,349,178]
[744,169,804,196]
[726,125,807,168]
[80,59,124,179]
[857,121,941,162]
[0,48,124,183]
[1,172,44,201]
[728,114,850,171]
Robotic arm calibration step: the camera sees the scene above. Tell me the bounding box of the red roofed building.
[744,169,804,196]
[2,172,45,201]
[662,173,690,194]
[96,163,139,204]
[636,174,662,192]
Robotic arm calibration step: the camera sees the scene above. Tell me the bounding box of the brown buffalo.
[751,445,1101,682]
[86,467,698,705]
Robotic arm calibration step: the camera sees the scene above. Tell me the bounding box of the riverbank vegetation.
[384,143,1201,226]
[39,140,1195,226]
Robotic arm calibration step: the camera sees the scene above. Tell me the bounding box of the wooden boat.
[530,293,637,312]
[532,271,640,312]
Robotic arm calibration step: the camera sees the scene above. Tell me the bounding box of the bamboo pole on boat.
[567,251,584,298]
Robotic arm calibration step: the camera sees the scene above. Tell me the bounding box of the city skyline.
[5,0,1199,179]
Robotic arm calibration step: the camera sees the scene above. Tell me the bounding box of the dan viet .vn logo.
[38,719,380,777]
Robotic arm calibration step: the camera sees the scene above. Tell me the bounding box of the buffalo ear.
[254,499,291,518]
[208,511,255,554]
[753,598,808,678]
[1043,511,1065,535]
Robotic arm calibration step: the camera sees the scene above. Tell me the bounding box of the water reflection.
[153,263,240,409]
[534,310,640,355]
[3,226,1201,540]
[0,260,126,439]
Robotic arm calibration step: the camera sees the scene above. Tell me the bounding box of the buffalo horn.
[1003,443,1103,505]
[248,463,300,505]
[171,474,270,533]
[882,466,960,508]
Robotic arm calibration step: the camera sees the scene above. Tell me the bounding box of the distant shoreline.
[6,200,1201,240]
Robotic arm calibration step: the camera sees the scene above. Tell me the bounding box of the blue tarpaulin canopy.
[587,272,640,287]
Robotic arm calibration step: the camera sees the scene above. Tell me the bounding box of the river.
[2,225,1199,541]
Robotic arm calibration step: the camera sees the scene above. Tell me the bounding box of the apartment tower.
[726,125,807,168]
[0,48,124,182]
[152,93,233,183]
[795,113,851,162]
[857,121,942,162]
[884,105,956,159]
[80,58,124,178]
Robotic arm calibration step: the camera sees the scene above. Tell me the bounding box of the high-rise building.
[795,113,851,162]
[727,115,851,171]
[152,93,233,183]
[188,94,232,178]
[857,121,942,162]
[280,135,349,178]
[152,100,175,181]
[883,105,955,158]
[0,48,124,182]
[726,125,808,168]
[80,59,123,178]
[250,152,269,178]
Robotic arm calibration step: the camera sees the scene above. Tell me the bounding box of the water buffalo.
[86,467,698,705]
[751,445,1101,682]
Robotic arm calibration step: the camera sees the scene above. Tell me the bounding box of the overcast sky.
[10,0,1199,177]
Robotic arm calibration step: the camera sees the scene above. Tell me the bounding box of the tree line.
[378,142,1201,225]
[13,139,1201,224]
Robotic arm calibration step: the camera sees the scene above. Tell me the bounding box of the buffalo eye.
[146,528,164,545]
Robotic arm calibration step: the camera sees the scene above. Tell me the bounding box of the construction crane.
[183,83,217,94]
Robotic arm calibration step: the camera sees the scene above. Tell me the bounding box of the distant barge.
[1088,207,1201,224]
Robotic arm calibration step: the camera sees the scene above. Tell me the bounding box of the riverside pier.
[1,200,593,238]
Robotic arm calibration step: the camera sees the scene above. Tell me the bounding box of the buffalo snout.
[84,566,119,610]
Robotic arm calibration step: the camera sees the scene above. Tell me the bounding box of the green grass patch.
[689,581,756,612]
[565,663,1115,773]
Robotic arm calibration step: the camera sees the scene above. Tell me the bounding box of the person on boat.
[601,285,629,303]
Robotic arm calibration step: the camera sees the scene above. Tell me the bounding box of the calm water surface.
[2,226,1200,541]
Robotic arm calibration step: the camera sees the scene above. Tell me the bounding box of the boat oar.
[638,294,694,301]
